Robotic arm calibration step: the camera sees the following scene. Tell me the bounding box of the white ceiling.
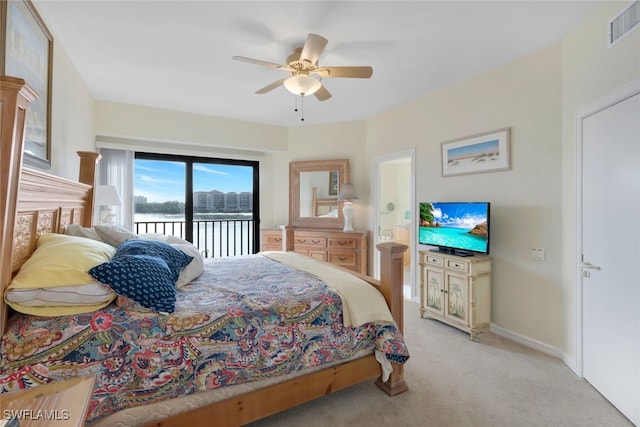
[35,1,600,128]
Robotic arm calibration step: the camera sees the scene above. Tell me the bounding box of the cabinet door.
[445,273,468,326]
[424,268,444,315]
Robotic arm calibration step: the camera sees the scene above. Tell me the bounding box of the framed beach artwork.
[1,0,53,169]
[441,127,510,177]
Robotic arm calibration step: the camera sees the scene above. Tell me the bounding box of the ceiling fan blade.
[299,33,328,66]
[255,79,286,94]
[314,85,332,101]
[317,66,373,78]
[232,56,285,69]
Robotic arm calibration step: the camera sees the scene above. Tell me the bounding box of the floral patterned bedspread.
[0,254,409,422]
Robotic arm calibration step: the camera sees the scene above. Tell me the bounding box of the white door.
[581,90,640,425]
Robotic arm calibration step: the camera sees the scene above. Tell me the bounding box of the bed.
[0,76,409,426]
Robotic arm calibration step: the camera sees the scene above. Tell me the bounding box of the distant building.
[238,192,252,212]
[193,190,252,213]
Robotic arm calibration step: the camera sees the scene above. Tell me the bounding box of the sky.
[135,159,253,203]
[429,202,489,229]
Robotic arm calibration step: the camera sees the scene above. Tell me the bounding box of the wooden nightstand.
[0,376,95,427]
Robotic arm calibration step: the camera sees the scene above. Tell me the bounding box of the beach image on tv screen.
[419,202,488,253]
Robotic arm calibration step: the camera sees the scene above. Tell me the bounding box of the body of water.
[134,213,255,257]
[419,226,487,253]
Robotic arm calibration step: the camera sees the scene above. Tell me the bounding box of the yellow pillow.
[5,233,117,316]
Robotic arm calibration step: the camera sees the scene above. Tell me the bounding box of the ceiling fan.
[232,33,373,102]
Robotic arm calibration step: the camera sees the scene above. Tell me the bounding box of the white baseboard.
[490,323,579,376]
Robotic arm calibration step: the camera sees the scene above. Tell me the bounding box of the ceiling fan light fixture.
[284,74,321,96]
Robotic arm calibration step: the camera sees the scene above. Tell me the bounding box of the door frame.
[574,78,640,377]
[372,149,416,300]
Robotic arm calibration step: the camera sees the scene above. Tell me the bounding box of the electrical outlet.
[530,248,546,261]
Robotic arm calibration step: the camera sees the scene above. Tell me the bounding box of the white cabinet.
[419,250,491,340]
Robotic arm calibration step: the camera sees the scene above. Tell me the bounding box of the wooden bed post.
[77,151,101,226]
[0,76,37,336]
[375,242,409,396]
[283,225,295,251]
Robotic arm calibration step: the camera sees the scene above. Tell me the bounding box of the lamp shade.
[283,74,322,96]
[94,185,122,206]
[338,183,359,201]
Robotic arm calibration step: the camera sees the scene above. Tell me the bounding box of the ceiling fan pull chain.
[300,94,305,121]
[294,96,298,112]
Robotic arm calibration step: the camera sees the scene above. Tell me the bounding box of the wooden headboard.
[311,187,339,217]
[0,75,100,334]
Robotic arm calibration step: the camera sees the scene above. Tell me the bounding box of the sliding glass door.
[133,152,259,257]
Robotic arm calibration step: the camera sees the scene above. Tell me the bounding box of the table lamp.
[94,185,122,224]
[338,183,358,232]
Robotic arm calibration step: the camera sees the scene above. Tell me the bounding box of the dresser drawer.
[328,251,357,268]
[446,258,469,273]
[265,234,283,245]
[327,236,360,250]
[294,235,327,248]
[261,229,284,251]
[424,254,444,266]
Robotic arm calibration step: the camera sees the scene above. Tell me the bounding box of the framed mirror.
[289,159,349,229]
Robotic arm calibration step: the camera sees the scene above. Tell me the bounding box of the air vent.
[608,0,640,47]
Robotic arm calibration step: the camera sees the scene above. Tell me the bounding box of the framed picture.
[1,0,53,169]
[441,127,510,177]
[328,171,339,196]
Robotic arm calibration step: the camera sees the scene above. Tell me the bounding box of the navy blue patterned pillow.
[115,239,193,282]
[89,254,176,313]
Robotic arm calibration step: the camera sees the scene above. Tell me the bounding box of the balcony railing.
[134,219,256,258]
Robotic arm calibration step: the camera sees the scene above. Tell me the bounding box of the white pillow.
[171,243,204,287]
[94,225,138,247]
[139,233,190,245]
[64,224,102,242]
[5,282,115,307]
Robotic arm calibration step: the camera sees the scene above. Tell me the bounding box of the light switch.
[530,248,546,261]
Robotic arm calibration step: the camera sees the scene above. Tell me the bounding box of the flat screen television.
[418,202,490,256]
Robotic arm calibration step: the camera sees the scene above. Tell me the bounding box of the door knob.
[579,261,601,270]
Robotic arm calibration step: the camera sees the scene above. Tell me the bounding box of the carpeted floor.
[247,299,632,427]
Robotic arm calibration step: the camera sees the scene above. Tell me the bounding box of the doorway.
[372,149,416,301]
[576,79,639,425]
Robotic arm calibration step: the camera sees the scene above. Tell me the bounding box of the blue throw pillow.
[115,239,193,282]
[89,254,176,313]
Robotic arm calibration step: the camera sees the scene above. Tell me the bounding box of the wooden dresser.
[261,228,367,274]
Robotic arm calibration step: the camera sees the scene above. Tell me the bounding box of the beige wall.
[288,121,368,230]
[46,37,95,180]
[367,44,565,350]
[94,102,288,153]
[560,2,640,362]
